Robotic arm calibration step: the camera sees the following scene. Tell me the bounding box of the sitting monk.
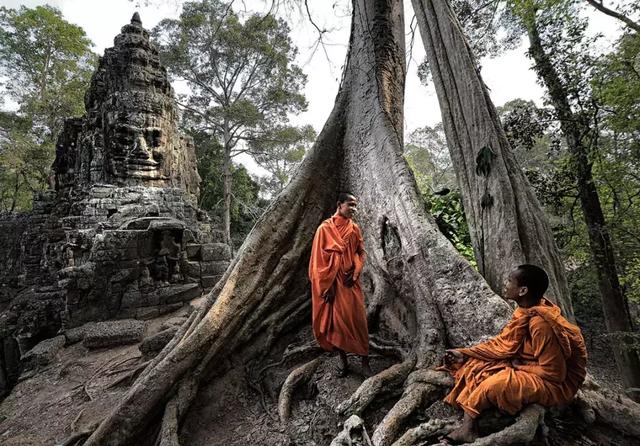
[440,264,587,444]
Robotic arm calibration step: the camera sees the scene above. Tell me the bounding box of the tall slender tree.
[516,0,640,396]
[0,5,95,210]
[152,0,308,248]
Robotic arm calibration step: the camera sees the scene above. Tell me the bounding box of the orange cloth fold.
[444,298,587,417]
[309,212,368,356]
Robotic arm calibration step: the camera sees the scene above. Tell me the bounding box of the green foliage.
[252,124,316,196]
[405,125,475,264]
[152,0,307,147]
[0,5,95,211]
[427,192,476,264]
[153,0,309,243]
[593,32,640,136]
[191,130,266,244]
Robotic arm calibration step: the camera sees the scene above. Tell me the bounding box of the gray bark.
[411,0,575,320]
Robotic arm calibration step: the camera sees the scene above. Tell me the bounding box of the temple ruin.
[0,14,229,395]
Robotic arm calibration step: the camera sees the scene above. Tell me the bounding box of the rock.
[83,320,145,349]
[21,336,66,371]
[201,243,231,262]
[160,316,188,331]
[63,324,92,345]
[139,326,179,358]
[201,275,222,289]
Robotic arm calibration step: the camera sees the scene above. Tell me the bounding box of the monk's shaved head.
[513,264,549,300]
[337,192,357,204]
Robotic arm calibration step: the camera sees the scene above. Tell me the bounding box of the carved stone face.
[108,120,167,182]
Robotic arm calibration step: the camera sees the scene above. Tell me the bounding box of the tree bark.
[410,0,574,320]
[526,11,640,396]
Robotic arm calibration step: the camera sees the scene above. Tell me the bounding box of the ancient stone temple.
[0,14,229,395]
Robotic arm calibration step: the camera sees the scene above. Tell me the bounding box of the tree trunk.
[74,1,639,445]
[222,120,232,249]
[526,12,640,396]
[410,0,574,320]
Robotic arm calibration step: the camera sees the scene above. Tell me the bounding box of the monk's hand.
[345,268,355,288]
[323,286,336,303]
[444,349,465,366]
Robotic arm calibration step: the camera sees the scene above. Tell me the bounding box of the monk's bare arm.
[514,318,567,382]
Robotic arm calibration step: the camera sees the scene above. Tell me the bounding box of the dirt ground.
[0,301,627,446]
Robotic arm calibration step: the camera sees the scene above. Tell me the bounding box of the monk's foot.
[440,426,477,444]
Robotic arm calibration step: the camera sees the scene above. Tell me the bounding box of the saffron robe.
[309,212,369,356]
[444,299,587,417]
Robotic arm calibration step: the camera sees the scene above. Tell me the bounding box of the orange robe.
[309,212,369,356]
[444,299,587,417]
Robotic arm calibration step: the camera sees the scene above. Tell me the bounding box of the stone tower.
[0,14,230,396]
[54,13,200,195]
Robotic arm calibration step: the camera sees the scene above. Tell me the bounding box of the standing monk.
[309,192,371,376]
[440,265,587,444]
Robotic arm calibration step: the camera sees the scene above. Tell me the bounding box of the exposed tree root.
[465,404,545,446]
[331,415,374,446]
[156,399,179,446]
[337,358,416,416]
[576,376,640,437]
[257,341,322,377]
[369,335,409,360]
[278,357,322,422]
[392,418,457,446]
[60,425,97,446]
[372,370,452,445]
[106,361,150,389]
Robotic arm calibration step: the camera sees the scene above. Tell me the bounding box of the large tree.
[152,0,308,248]
[410,0,574,319]
[66,1,640,446]
[0,5,95,210]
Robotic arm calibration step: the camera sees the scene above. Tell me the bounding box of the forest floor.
[0,298,627,446]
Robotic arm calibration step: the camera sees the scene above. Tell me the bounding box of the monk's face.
[337,196,358,219]
[503,270,528,302]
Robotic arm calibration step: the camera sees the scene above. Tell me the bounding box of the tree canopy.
[0,5,95,211]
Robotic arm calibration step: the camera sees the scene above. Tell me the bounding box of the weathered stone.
[157,284,202,305]
[159,316,188,331]
[64,324,91,345]
[21,336,66,371]
[201,243,231,262]
[185,244,202,260]
[201,275,222,289]
[139,326,178,358]
[200,261,229,277]
[83,320,145,349]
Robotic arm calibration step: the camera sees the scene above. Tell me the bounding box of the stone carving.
[53,12,200,195]
[0,14,230,397]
